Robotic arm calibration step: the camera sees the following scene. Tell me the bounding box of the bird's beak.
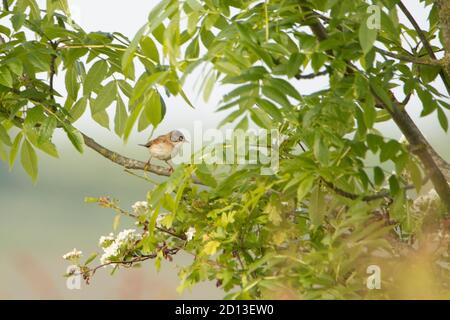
[184,139,189,143]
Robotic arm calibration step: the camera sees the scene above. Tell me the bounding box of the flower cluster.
[98,233,114,248]
[185,227,196,241]
[99,229,142,264]
[132,201,148,214]
[62,248,82,262]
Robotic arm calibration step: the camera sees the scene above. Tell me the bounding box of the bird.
[139,130,188,172]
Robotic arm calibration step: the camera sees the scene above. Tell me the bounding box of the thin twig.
[397,1,450,95]
[294,70,328,79]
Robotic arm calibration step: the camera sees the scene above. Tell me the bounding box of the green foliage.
[3,0,450,299]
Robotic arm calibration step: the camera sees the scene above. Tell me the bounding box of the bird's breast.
[149,143,174,160]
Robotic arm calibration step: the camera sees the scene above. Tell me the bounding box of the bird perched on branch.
[139,130,188,172]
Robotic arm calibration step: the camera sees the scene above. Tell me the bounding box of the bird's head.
[169,130,188,144]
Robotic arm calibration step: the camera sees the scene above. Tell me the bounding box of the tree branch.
[435,0,450,56]
[299,2,450,212]
[321,179,415,202]
[294,70,328,79]
[397,1,450,94]
[375,47,442,66]
[0,106,192,181]
[80,133,173,176]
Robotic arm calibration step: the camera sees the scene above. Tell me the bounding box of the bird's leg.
[144,156,152,171]
[165,160,174,173]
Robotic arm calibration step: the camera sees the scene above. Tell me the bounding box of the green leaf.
[0,67,13,87]
[186,0,203,11]
[309,185,325,227]
[359,19,378,54]
[417,88,438,116]
[203,240,220,256]
[25,106,46,127]
[373,166,384,186]
[140,36,159,63]
[249,108,272,129]
[148,0,178,34]
[256,98,282,122]
[84,253,98,266]
[113,214,121,231]
[0,124,12,146]
[122,23,148,80]
[361,96,376,129]
[9,132,23,169]
[64,126,84,153]
[369,78,392,110]
[114,95,128,137]
[21,139,38,182]
[311,52,327,72]
[185,36,199,59]
[91,81,117,114]
[0,141,7,162]
[65,66,79,100]
[406,159,422,193]
[437,107,448,132]
[69,97,88,122]
[187,11,200,34]
[143,205,161,253]
[203,70,216,102]
[313,134,329,166]
[297,175,315,204]
[267,78,302,101]
[25,130,58,158]
[6,58,23,76]
[388,175,400,196]
[215,61,241,76]
[286,53,305,78]
[262,85,291,108]
[145,89,164,127]
[28,54,49,72]
[123,100,145,142]
[419,65,440,84]
[83,60,108,96]
[11,13,25,31]
[37,116,57,145]
[92,110,110,129]
[379,140,399,162]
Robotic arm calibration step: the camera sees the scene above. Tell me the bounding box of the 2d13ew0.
[175,304,274,317]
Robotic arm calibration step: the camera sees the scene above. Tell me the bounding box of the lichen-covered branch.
[81,133,173,177]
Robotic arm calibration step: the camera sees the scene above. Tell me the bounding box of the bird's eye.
[179,136,184,141]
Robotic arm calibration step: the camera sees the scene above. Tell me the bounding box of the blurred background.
[0,0,448,299]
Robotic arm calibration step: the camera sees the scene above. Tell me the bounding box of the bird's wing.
[140,133,172,148]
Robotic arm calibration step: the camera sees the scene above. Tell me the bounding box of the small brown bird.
[139,130,188,172]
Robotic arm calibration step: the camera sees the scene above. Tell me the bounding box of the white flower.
[100,241,120,264]
[156,212,168,228]
[98,233,114,248]
[116,229,141,243]
[185,227,196,241]
[63,248,82,261]
[99,229,142,265]
[132,201,148,214]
